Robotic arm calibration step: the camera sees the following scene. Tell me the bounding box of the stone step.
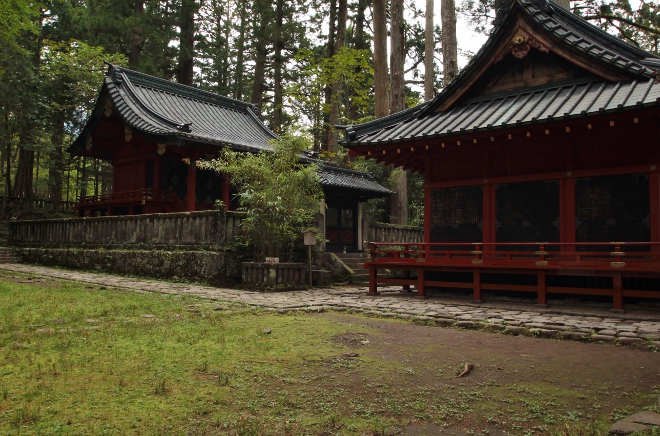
[334,252,369,259]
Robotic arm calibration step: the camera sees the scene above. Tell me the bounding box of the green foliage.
[0,0,40,50]
[41,40,127,133]
[288,47,375,146]
[199,134,323,262]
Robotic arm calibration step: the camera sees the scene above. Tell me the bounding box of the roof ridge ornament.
[494,28,550,63]
[494,0,553,27]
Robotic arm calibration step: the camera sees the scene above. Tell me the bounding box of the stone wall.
[367,222,424,244]
[15,247,238,285]
[9,209,246,284]
[9,209,244,250]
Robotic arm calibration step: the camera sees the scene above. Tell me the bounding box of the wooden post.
[649,172,660,253]
[537,271,547,306]
[482,183,495,254]
[403,269,411,292]
[612,272,623,311]
[417,267,425,297]
[368,266,378,294]
[222,174,231,211]
[308,245,313,287]
[560,178,576,255]
[187,158,196,212]
[423,186,431,244]
[473,269,482,302]
[153,157,162,194]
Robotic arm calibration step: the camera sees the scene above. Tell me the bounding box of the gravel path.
[2,263,660,347]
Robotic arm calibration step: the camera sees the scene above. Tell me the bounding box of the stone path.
[2,263,660,347]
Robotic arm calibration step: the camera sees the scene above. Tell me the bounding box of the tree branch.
[582,14,660,36]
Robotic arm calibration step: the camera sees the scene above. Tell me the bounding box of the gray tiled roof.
[101,65,278,152]
[340,0,660,146]
[70,65,391,198]
[343,78,660,145]
[318,166,393,198]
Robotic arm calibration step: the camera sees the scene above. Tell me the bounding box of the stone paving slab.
[3,263,660,347]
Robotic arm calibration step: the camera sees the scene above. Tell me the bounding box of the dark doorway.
[326,202,357,252]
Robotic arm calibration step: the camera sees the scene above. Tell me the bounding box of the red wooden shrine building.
[340,0,660,309]
[70,64,391,252]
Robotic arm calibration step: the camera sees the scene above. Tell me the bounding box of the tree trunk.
[49,111,65,212]
[3,113,11,210]
[129,0,144,68]
[177,0,196,85]
[441,0,458,83]
[322,0,337,151]
[373,0,389,118]
[13,147,34,205]
[327,0,347,154]
[250,9,269,113]
[389,0,408,225]
[390,0,405,114]
[234,0,246,100]
[348,0,368,121]
[272,0,284,133]
[424,0,435,101]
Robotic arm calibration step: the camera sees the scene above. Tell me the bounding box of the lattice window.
[576,173,649,250]
[496,180,559,250]
[430,186,483,243]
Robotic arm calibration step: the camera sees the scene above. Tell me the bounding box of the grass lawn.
[0,270,659,435]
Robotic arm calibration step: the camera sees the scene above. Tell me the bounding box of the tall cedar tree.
[441,0,458,82]
[425,0,435,100]
[373,0,389,118]
[326,0,347,154]
[177,0,198,85]
[389,0,408,225]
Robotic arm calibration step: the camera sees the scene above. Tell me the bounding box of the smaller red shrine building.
[340,0,660,308]
[70,65,392,252]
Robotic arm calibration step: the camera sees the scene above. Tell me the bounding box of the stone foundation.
[15,248,232,284]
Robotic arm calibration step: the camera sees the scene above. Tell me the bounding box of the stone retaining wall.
[9,209,244,250]
[15,247,238,284]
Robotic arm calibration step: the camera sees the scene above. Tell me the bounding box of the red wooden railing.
[76,189,186,214]
[367,241,660,272]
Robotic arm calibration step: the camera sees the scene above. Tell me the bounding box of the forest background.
[1,0,658,226]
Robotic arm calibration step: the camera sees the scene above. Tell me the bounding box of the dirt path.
[317,312,660,434]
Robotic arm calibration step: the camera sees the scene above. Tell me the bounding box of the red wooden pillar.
[612,272,623,310]
[560,178,576,254]
[423,186,431,244]
[473,269,482,302]
[368,266,378,294]
[153,158,162,194]
[403,269,411,292]
[187,158,196,212]
[537,271,547,306]
[649,171,660,253]
[222,174,231,211]
[482,183,496,253]
[417,267,426,297]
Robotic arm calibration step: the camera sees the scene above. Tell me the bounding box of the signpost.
[302,230,316,287]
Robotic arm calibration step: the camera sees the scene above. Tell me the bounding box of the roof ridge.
[106,64,260,113]
[549,5,660,61]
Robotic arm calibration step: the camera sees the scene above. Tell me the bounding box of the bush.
[199,134,323,262]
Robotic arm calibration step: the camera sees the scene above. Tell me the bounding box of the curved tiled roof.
[343,78,660,145]
[340,0,660,147]
[70,65,391,198]
[90,64,278,152]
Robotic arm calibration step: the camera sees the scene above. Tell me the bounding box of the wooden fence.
[1,196,77,211]
[9,209,245,250]
[367,222,424,244]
